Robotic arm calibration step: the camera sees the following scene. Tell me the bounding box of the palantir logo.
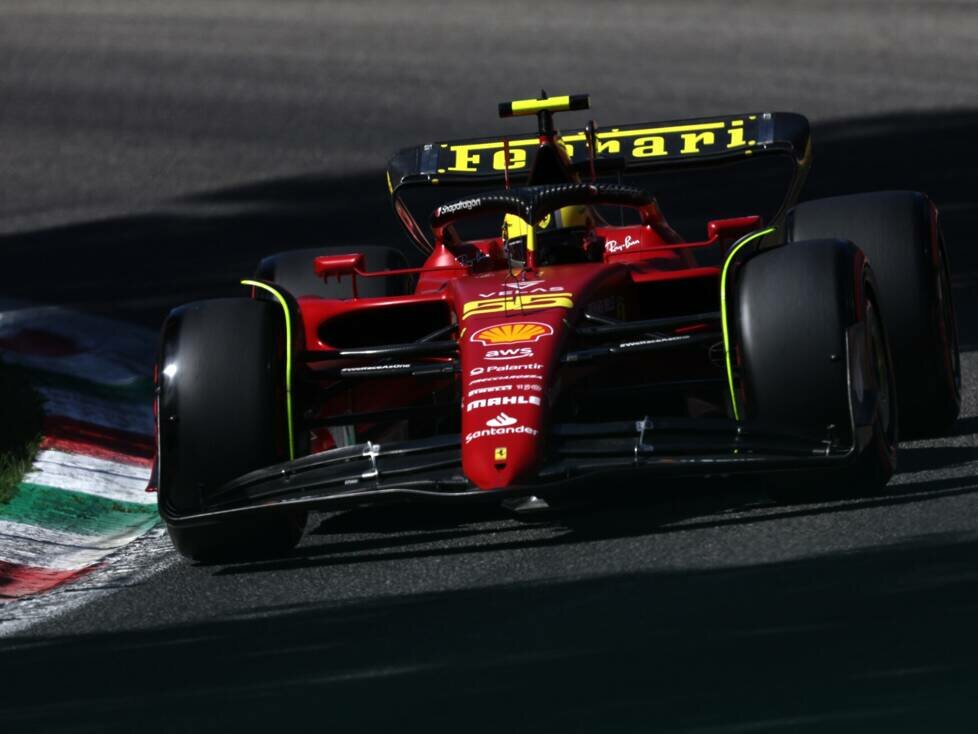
[486,412,518,428]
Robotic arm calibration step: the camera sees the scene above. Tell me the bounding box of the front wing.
[159,418,869,527]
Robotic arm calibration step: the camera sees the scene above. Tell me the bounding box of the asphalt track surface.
[2,2,978,732]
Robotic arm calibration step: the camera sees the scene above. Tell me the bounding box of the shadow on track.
[4,529,978,732]
[204,469,978,577]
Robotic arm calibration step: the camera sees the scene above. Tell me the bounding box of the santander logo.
[486,412,518,427]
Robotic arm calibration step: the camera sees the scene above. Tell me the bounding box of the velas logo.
[486,412,517,427]
[470,322,553,345]
[477,285,565,298]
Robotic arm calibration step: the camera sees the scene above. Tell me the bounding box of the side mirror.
[313,253,365,280]
[707,215,763,242]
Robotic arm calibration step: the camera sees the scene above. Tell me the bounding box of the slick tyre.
[256,245,411,299]
[735,239,897,494]
[157,298,306,562]
[788,191,960,437]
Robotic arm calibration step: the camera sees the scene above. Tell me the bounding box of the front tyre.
[735,239,897,493]
[157,298,306,562]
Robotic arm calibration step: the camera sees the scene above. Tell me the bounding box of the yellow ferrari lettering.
[726,126,747,149]
[632,135,667,158]
[462,293,574,319]
[680,131,715,154]
[437,120,753,174]
[596,121,725,142]
[492,148,528,171]
[447,145,482,172]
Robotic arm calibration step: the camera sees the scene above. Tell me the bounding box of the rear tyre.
[735,239,897,494]
[788,191,960,437]
[157,298,306,562]
[256,245,411,299]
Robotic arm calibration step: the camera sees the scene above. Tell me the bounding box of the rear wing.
[388,112,809,185]
[387,111,811,251]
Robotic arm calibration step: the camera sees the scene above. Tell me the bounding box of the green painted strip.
[241,280,296,460]
[0,482,157,537]
[28,368,153,404]
[720,226,777,421]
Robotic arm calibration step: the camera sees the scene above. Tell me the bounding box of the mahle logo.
[466,395,542,412]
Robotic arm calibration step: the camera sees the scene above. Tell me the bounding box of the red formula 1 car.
[154,94,960,561]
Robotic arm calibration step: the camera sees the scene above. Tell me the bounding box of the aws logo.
[485,347,533,361]
[470,322,554,345]
[462,293,573,320]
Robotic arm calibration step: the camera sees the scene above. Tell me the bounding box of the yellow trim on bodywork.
[510,96,572,115]
[241,279,296,460]
[719,227,777,421]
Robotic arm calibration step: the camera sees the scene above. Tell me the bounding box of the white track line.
[22,449,153,505]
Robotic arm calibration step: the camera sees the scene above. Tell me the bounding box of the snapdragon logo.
[438,198,481,215]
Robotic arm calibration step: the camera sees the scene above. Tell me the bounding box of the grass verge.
[0,360,44,504]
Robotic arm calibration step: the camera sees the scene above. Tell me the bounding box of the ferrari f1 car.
[155,94,960,561]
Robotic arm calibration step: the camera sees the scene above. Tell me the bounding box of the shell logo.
[470,322,554,345]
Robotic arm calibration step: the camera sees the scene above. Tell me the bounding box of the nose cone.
[460,318,559,490]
